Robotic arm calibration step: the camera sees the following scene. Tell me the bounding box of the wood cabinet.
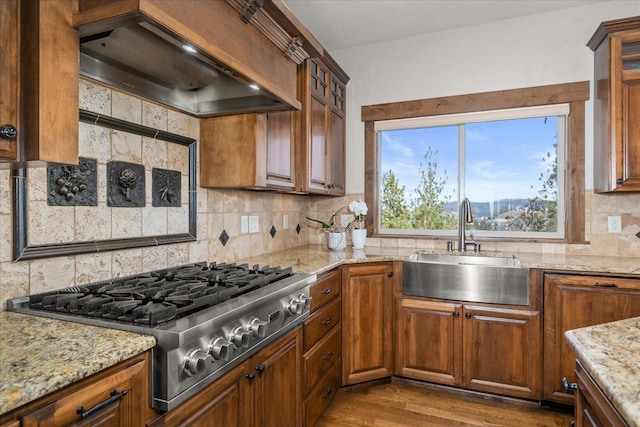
[589,16,640,192]
[543,273,640,404]
[302,268,342,427]
[342,263,394,385]
[0,352,151,427]
[574,360,628,427]
[298,58,348,196]
[395,298,542,400]
[200,112,296,190]
[0,0,79,168]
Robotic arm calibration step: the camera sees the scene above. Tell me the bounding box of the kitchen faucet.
[457,197,479,252]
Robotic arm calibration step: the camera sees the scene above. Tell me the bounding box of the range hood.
[79,21,290,117]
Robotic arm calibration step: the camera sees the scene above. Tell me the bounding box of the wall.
[0,80,312,310]
[332,1,640,257]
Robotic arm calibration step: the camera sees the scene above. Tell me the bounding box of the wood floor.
[315,379,574,427]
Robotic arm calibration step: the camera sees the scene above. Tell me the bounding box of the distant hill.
[444,199,532,218]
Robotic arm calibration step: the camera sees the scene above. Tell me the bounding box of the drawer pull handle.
[321,317,333,326]
[321,387,334,399]
[323,351,335,361]
[77,389,129,418]
[594,282,618,288]
[322,287,333,295]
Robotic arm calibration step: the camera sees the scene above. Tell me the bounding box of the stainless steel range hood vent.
[79,22,288,117]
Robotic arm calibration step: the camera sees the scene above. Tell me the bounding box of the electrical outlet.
[241,216,248,234]
[340,214,353,228]
[608,215,622,233]
[283,214,289,230]
[249,215,259,233]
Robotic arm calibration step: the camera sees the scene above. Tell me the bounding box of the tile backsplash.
[1,79,640,311]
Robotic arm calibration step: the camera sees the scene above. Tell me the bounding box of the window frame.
[362,81,590,244]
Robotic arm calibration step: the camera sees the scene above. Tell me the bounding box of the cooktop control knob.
[248,317,268,338]
[287,298,303,315]
[184,349,212,376]
[297,293,312,309]
[209,337,234,361]
[230,326,251,348]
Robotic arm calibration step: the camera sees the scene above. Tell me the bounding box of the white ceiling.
[282,0,615,51]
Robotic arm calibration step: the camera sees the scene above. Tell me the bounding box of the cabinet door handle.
[453,311,460,318]
[321,387,334,399]
[322,351,335,361]
[465,312,472,319]
[616,178,624,185]
[594,282,618,288]
[0,124,17,141]
[321,317,333,326]
[388,271,394,277]
[255,364,266,376]
[562,377,578,393]
[245,372,256,384]
[322,287,333,295]
[77,389,129,418]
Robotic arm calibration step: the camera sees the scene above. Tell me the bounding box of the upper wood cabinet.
[298,58,348,196]
[0,0,79,168]
[589,16,640,192]
[543,273,640,405]
[200,112,297,191]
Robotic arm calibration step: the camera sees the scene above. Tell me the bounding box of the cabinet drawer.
[304,297,341,352]
[309,269,341,313]
[20,358,147,426]
[303,324,342,395]
[547,274,640,290]
[303,358,341,427]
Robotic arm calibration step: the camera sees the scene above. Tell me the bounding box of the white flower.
[349,199,368,221]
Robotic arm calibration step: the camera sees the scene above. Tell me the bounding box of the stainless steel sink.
[403,252,530,305]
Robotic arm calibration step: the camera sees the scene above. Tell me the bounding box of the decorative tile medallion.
[107,161,145,207]
[270,225,277,238]
[152,168,181,207]
[219,230,229,246]
[296,224,301,234]
[47,157,98,206]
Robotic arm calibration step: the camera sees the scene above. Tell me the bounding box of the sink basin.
[403,252,530,305]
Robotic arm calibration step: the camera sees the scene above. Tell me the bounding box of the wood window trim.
[362,81,590,244]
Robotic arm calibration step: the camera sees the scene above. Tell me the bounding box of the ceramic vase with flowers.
[347,199,368,249]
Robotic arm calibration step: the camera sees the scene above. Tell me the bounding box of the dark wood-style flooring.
[315,379,574,427]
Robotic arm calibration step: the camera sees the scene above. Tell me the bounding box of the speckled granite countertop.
[565,318,640,427]
[0,311,156,416]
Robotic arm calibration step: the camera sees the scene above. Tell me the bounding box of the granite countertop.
[0,311,156,416]
[565,318,640,427]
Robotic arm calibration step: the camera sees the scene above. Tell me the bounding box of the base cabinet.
[148,328,302,427]
[543,273,640,404]
[342,263,394,385]
[395,298,542,400]
[574,361,628,427]
[0,352,151,427]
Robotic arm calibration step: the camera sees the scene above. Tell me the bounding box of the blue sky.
[379,116,558,204]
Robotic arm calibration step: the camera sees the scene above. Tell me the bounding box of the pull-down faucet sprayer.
[458,197,474,252]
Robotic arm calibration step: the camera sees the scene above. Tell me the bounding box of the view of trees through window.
[378,114,564,238]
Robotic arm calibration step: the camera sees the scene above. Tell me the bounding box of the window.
[362,82,590,243]
[376,105,567,239]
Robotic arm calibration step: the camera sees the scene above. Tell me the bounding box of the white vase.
[351,229,367,249]
[328,232,346,250]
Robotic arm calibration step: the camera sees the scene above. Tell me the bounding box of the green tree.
[410,148,456,230]
[380,170,410,229]
[521,142,558,232]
